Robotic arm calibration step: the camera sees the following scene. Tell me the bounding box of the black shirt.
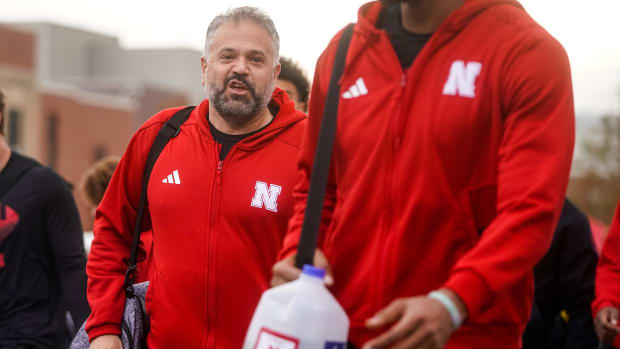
[522,199,600,349]
[377,3,433,70]
[0,152,89,348]
[209,104,278,160]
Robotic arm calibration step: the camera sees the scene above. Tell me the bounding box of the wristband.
[428,290,463,329]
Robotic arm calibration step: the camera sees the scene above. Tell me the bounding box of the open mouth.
[228,80,248,93]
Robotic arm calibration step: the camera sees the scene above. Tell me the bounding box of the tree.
[568,115,620,224]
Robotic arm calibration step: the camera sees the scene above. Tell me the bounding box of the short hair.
[278,57,310,104]
[204,6,280,65]
[0,89,5,135]
[80,156,120,207]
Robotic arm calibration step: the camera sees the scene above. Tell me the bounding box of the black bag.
[71,106,195,349]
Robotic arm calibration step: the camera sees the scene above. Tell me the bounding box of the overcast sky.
[2,0,619,116]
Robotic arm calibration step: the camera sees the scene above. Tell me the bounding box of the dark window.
[48,114,58,169]
[93,144,107,162]
[7,108,21,148]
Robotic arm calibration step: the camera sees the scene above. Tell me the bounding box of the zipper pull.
[401,74,406,87]
[217,160,223,172]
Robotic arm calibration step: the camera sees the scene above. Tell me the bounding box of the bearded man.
[85,7,306,349]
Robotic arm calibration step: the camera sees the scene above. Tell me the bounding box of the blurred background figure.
[79,156,119,254]
[523,199,599,349]
[276,56,310,112]
[0,89,89,347]
[78,155,152,283]
[593,201,620,348]
[80,156,120,222]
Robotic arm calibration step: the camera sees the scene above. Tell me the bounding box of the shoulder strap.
[124,106,195,296]
[295,24,355,268]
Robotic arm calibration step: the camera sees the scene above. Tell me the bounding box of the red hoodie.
[279,1,574,347]
[593,202,620,348]
[86,89,306,348]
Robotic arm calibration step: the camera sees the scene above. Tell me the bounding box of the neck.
[208,106,273,135]
[0,136,12,173]
[400,0,465,34]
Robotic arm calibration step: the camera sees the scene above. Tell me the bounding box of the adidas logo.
[162,170,181,184]
[342,77,368,99]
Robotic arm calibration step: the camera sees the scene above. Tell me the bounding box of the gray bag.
[71,282,149,349]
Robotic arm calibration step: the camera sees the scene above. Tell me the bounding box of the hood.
[345,0,524,67]
[196,86,306,151]
[357,0,523,33]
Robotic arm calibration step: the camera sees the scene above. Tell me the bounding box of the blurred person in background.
[593,201,620,348]
[80,156,120,221]
[85,7,306,349]
[79,156,119,254]
[276,56,310,112]
[272,0,575,348]
[0,89,89,347]
[522,199,599,349]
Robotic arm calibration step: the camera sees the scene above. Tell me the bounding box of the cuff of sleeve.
[443,270,493,321]
[592,299,617,318]
[277,233,301,261]
[87,324,122,343]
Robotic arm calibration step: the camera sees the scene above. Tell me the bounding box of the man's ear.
[201,56,208,86]
[273,63,281,81]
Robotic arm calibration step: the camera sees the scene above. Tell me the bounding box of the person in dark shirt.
[522,199,600,349]
[0,89,89,347]
[276,57,310,112]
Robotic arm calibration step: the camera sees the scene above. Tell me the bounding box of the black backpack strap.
[124,106,194,296]
[295,23,355,268]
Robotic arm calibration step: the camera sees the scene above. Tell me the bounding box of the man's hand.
[595,306,620,344]
[89,334,122,349]
[363,290,466,349]
[271,249,333,287]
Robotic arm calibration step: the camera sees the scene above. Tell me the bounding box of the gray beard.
[207,78,274,126]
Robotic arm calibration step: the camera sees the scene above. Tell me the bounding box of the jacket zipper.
[206,142,240,349]
[205,144,224,349]
[378,72,408,310]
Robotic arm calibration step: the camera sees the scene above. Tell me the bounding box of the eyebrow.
[216,47,267,57]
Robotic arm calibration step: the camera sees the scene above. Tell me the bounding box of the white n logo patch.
[250,181,282,212]
[442,60,482,98]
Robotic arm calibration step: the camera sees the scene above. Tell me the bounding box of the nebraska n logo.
[250,181,282,212]
[442,60,482,98]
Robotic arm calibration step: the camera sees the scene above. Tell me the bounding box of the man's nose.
[231,58,250,75]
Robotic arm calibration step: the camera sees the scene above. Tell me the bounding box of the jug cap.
[302,264,326,279]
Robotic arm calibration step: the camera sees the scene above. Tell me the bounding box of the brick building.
[0,23,195,230]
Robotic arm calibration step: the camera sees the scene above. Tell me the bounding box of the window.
[93,144,107,162]
[7,108,21,149]
[48,114,58,169]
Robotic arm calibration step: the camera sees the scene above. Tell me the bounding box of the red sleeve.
[84,122,160,341]
[592,202,620,317]
[278,37,341,260]
[443,34,576,318]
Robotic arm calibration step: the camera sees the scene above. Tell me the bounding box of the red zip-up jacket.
[593,202,620,348]
[279,1,574,347]
[86,89,306,348]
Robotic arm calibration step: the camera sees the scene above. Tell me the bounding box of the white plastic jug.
[243,265,349,349]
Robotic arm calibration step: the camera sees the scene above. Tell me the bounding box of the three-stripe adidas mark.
[342,77,368,99]
[162,170,181,184]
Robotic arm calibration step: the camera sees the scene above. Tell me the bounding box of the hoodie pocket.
[145,265,159,318]
[458,183,498,236]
